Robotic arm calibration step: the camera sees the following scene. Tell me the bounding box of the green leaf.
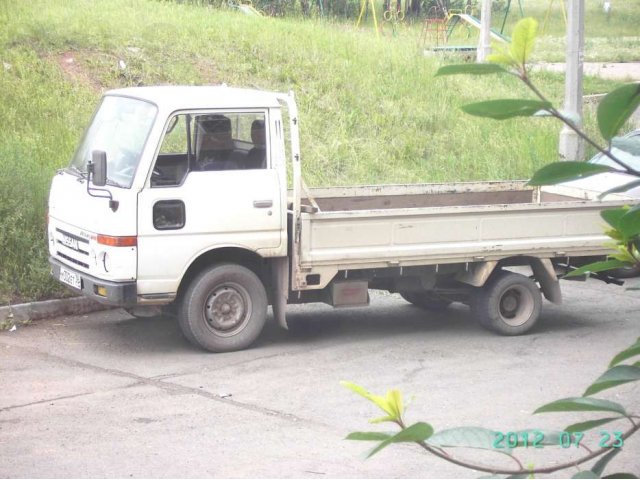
[509,17,538,67]
[435,64,508,76]
[603,474,638,479]
[534,397,627,416]
[601,208,628,230]
[612,136,640,157]
[346,431,392,441]
[367,422,433,458]
[572,472,599,479]
[609,246,637,265]
[592,448,622,477]
[528,161,613,186]
[584,365,640,396]
[598,179,640,199]
[514,429,564,447]
[597,83,640,140]
[340,381,400,421]
[620,207,640,238]
[563,259,630,278]
[461,99,552,120]
[369,415,397,424]
[386,388,403,419]
[486,52,516,66]
[427,427,505,451]
[565,417,622,433]
[609,339,640,367]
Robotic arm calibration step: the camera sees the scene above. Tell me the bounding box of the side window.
[151,115,190,187]
[194,112,267,171]
[159,116,187,155]
[152,112,268,187]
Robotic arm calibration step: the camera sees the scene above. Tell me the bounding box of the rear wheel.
[400,291,452,311]
[471,270,542,335]
[179,263,268,352]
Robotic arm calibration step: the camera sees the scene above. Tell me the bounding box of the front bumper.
[50,257,137,307]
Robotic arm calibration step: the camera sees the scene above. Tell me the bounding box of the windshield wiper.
[106,179,127,188]
[68,165,88,180]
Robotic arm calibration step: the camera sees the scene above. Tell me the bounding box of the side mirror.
[91,150,107,187]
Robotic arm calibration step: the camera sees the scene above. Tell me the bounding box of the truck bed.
[296,181,632,274]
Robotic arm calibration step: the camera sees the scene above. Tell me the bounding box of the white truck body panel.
[48,174,138,282]
[292,182,632,289]
[137,168,286,295]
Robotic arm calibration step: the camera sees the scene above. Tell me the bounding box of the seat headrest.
[197,115,233,152]
[251,119,265,146]
[199,115,231,135]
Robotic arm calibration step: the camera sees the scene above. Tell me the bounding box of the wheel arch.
[457,256,562,304]
[176,247,270,303]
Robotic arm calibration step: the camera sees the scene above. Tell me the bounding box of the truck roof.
[105,85,284,111]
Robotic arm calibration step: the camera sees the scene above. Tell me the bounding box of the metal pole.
[477,0,492,62]
[559,0,585,161]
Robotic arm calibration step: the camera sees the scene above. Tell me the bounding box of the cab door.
[136,110,286,296]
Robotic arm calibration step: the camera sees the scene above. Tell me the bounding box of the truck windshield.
[69,95,157,188]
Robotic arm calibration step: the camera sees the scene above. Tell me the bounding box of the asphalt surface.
[1,279,640,478]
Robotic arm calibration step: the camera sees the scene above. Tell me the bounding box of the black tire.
[471,270,542,336]
[179,263,268,352]
[399,291,452,311]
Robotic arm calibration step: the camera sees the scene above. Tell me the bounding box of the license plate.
[60,233,79,250]
[59,267,82,290]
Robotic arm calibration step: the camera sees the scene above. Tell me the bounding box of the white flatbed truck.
[47,86,635,352]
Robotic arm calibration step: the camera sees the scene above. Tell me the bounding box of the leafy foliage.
[583,366,640,396]
[340,381,404,424]
[597,84,640,141]
[609,338,640,367]
[529,162,613,186]
[508,17,538,67]
[441,14,640,279]
[347,16,640,478]
[461,99,552,120]
[345,340,640,476]
[533,397,627,416]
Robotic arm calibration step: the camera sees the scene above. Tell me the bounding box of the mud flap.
[271,257,289,330]
[531,258,562,304]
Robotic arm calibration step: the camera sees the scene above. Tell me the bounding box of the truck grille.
[54,227,91,270]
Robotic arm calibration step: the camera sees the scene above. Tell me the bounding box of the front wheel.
[179,263,268,352]
[471,271,542,336]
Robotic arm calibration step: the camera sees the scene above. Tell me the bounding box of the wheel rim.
[498,285,534,327]
[203,282,252,337]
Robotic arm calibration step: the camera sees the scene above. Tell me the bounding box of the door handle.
[253,200,273,208]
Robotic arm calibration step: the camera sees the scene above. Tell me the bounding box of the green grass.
[0,0,636,304]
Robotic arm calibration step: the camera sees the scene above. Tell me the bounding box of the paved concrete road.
[1,279,639,478]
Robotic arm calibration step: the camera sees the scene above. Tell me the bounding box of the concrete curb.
[0,297,115,327]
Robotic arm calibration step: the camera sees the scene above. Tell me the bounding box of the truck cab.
[49,86,293,351]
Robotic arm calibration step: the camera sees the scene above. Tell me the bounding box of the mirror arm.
[86,161,119,212]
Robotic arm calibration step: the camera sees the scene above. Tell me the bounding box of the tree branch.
[410,421,640,476]
[520,74,640,177]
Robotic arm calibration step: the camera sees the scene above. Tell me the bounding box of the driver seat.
[196,115,234,170]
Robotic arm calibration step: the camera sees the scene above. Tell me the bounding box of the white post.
[559,0,585,161]
[477,0,492,62]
